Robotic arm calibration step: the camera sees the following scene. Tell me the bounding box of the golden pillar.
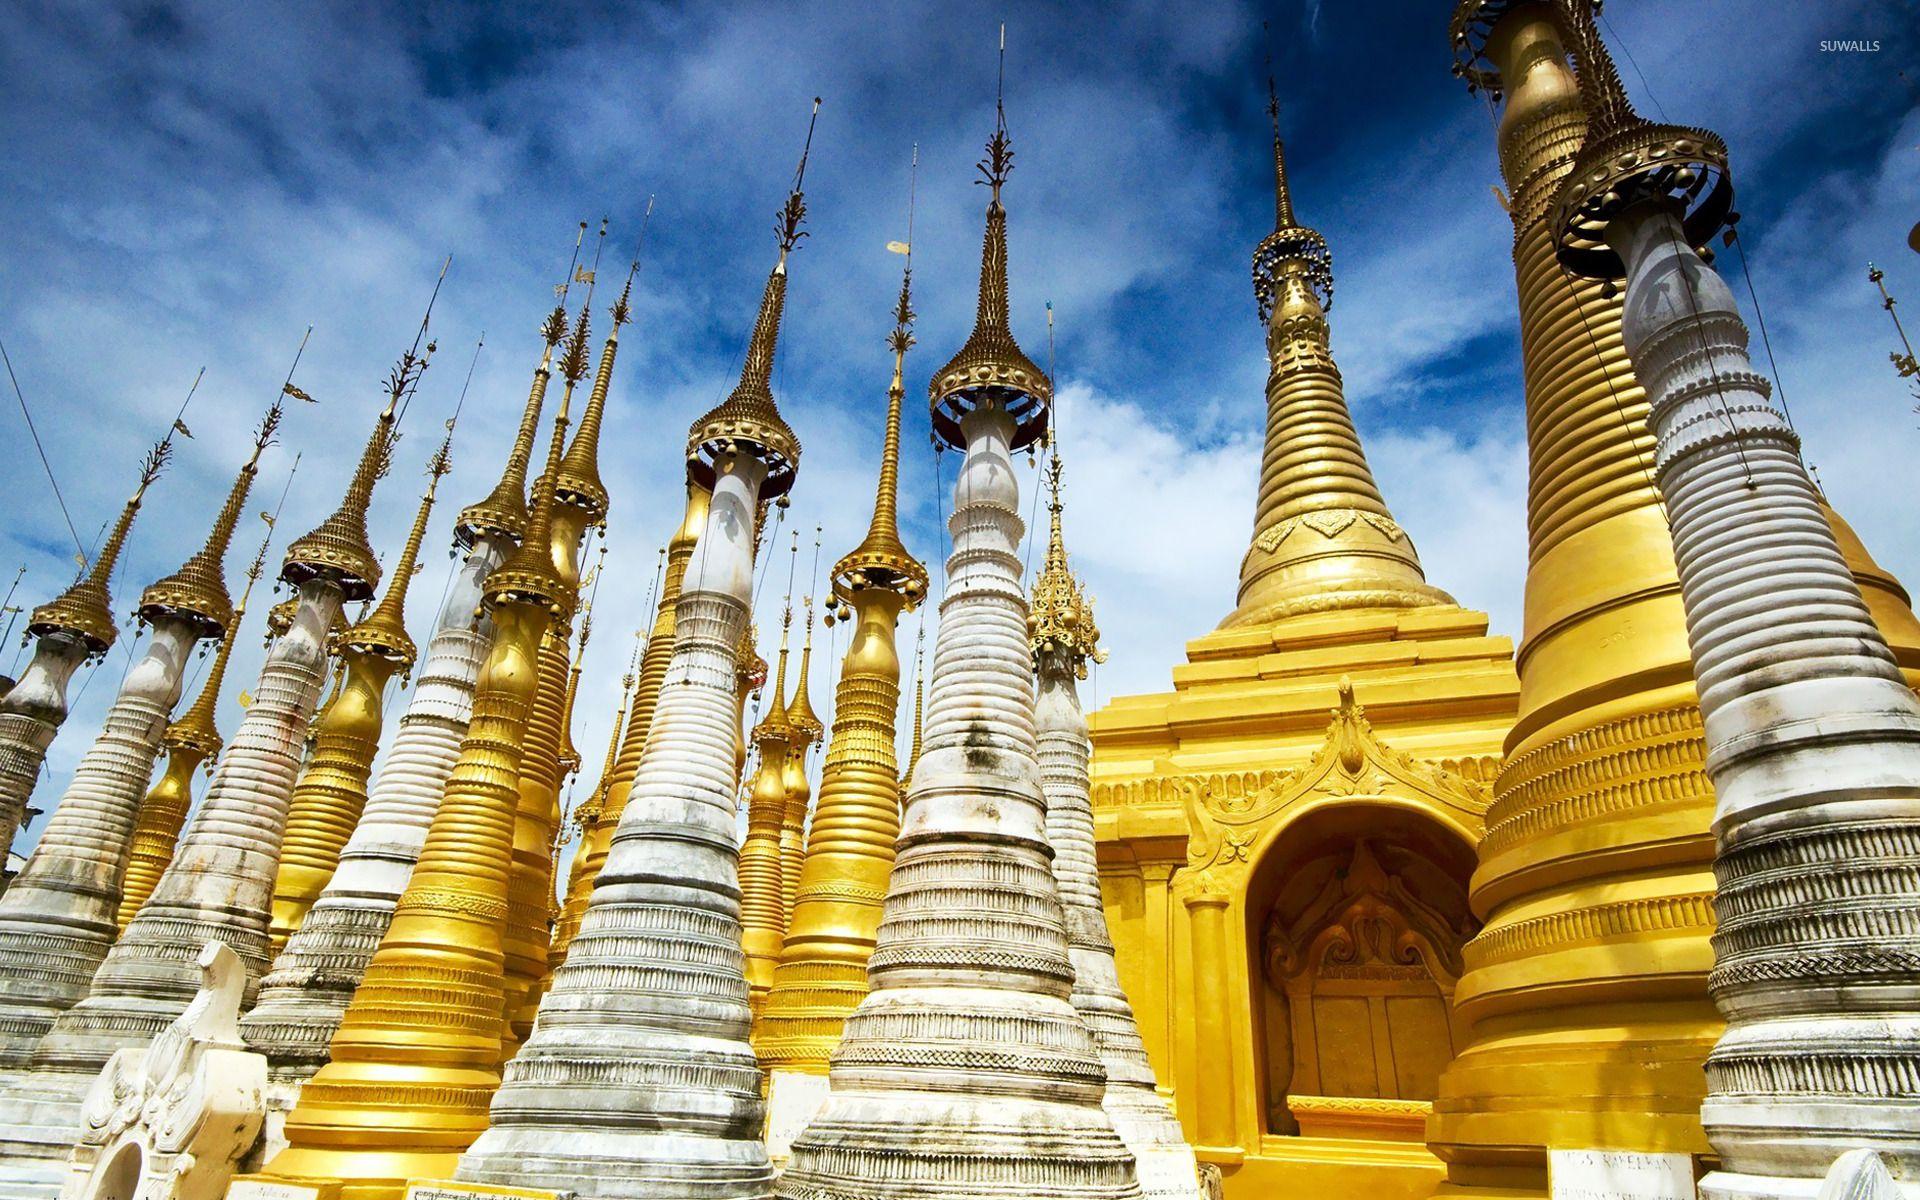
[778,607,822,926]
[253,307,585,1200]
[756,257,928,1133]
[501,255,631,1052]
[1429,6,1920,1195]
[740,614,795,1009]
[267,436,448,952]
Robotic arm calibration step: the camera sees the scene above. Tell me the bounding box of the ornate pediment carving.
[1178,678,1495,873]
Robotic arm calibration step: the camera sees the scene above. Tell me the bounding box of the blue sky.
[1,1,1916,854]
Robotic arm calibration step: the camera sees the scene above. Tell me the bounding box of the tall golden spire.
[29,438,171,656]
[1029,456,1106,677]
[457,230,585,549]
[139,399,282,640]
[686,104,818,502]
[1223,78,1451,628]
[928,74,1050,453]
[740,579,797,1008]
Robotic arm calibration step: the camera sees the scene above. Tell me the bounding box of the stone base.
[0,1066,91,1200]
[1703,1158,1920,1200]
[228,1176,344,1199]
[762,1068,830,1166]
[404,1181,573,1200]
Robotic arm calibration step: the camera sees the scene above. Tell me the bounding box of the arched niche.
[1242,801,1478,1138]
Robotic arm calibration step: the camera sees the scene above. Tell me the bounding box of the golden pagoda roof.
[928,96,1051,452]
[30,438,171,656]
[786,603,823,746]
[282,382,404,602]
[139,401,282,640]
[1029,456,1106,677]
[687,104,818,501]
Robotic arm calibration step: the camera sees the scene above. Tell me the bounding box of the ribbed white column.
[241,536,505,1080]
[1608,203,1920,1199]
[0,635,90,858]
[0,618,199,1067]
[777,402,1141,1200]
[31,578,341,1074]
[455,455,770,1199]
[1035,656,1201,1200]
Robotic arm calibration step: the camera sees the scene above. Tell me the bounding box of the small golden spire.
[286,263,446,599]
[1869,264,1920,397]
[168,509,274,765]
[459,230,585,547]
[830,165,930,616]
[140,397,284,641]
[756,598,796,745]
[1029,455,1106,678]
[559,202,652,524]
[484,302,578,618]
[339,429,454,680]
[929,33,1050,453]
[901,625,926,792]
[30,436,173,657]
[787,596,822,748]
[685,101,818,501]
[559,543,607,777]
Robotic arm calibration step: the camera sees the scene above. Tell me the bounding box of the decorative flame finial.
[685,101,817,500]
[285,260,448,598]
[833,153,930,616]
[559,201,654,524]
[1250,59,1332,322]
[929,33,1050,452]
[1550,0,1732,280]
[1869,264,1920,405]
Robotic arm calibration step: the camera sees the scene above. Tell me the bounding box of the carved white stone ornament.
[59,941,267,1200]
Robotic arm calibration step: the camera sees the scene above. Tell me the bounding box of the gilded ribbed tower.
[117,521,272,932]
[502,248,629,1056]
[778,64,1140,1200]
[756,247,928,1156]
[1426,8,1920,1196]
[455,105,811,1199]
[0,406,271,1070]
[0,332,415,1197]
[779,599,823,923]
[254,311,581,1198]
[1084,79,1518,1200]
[0,441,171,859]
[240,283,569,1085]
[741,602,796,1009]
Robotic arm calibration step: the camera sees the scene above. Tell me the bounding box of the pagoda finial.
[1029,454,1105,678]
[1550,0,1732,280]
[458,228,588,547]
[1250,69,1332,322]
[285,260,447,599]
[756,558,797,744]
[929,33,1050,453]
[170,496,276,762]
[1870,264,1920,402]
[30,432,173,657]
[559,202,653,524]
[342,426,454,677]
[486,292,581,618]
[686,102,815,500]
[140,388,287,641]
[787,528,824,744]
